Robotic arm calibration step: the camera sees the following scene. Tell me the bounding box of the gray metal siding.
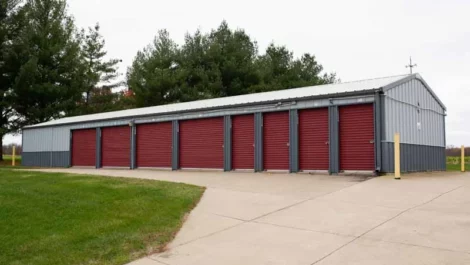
[329,106,339,174]
[172,120,179,170]
[96,128,102,168]
[130,125,136,169]
[384,79,445,147]
[254,113,263,172]
[374,93,382,171]
[289,110,299,173]
[22,151,70,168]
[223,116,232,171]
[381,143,445,173]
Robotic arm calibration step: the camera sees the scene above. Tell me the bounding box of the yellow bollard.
[461,145,465,172]
[12,145,16,167]
[394,133,401,179]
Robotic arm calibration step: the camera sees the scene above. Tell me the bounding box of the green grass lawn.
[0,169,204,265]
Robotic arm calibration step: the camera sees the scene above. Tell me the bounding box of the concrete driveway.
[30,168,470,265]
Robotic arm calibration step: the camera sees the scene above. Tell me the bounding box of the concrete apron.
[22,168,470,265]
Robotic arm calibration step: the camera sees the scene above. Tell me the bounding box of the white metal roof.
[26,74,411,128]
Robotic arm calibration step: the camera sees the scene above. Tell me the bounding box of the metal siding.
[28,75,407,128]
[289,110,299,173]
[263,111,289,170]
[172,121,179,170]
[374,93,382,171]
[101,126,131,167]
[299,108,329,171]
[131,126,136,169]
[179,117,224,169]
[22,151,69,167]
[384,79,445,147]
[136,122,172,168]
[96,128,101,168]
[23,128,53,152]
[339,104,375,171]
[224,116,232,171]
[71,129,96,167]
[232,114,255,170]
[254,113,263,172]
[52,152,70,167]
[329,106,340,174]
[381,142,446,173]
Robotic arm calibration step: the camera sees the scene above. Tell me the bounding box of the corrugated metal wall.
[384,79,445,147]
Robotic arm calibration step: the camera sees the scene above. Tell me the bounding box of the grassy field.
[0,169,204,265]
[446,156,469,171]
[1,155,21,166]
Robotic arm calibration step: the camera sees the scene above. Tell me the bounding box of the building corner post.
[374,92,383,173]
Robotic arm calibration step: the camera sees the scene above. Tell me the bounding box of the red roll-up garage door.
[299,108,329,170]
[179,117,224,169]
[136,122,172,168]
[263,111,289,170]
[101,126,131,167]
[71,129,96,167]
[232,114,254,170]
[339,104,375,171]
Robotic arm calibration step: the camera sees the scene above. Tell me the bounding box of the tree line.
[1,0,337,158]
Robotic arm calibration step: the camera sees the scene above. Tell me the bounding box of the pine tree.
[79,23,122,114]
[0,0,24,159]
[10,0,85,128]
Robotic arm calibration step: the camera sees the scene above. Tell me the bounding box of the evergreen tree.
[127,21,337,108]
[127,29,182,107]
[78,23,122,114]
[10,0,85,128]
[0,0,24,159]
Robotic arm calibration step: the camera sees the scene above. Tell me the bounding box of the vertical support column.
[289,109,299,173]
[329,106,340,174]
[254,112,263,172]
[374,92,382,173]
[223,116,232,172]
[69,130,73,167]
[130,125,137,169]
[172,120,179,171]
[395,133,401,179]
[96,128,102,169]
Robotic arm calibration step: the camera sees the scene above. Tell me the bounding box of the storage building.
[22,74,447,173]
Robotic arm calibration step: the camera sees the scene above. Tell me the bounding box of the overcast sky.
[5,0,470,146]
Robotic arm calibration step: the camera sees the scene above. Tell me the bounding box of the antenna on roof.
[406,57,417,74]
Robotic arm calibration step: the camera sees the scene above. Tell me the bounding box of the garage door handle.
[370,140,375,144]
[325,141,329,145]
[286,143,290,147]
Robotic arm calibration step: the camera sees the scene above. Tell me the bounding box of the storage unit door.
[179,117,224,169]
[71,129,96,167]
[101,126,131,167]
[136,122,172,168]
[339,104,375,171]
[263,111,289,170]
[232,114,254,170]
[299,108,329,170]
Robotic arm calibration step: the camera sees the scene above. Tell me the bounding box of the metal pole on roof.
[406,57,417,74]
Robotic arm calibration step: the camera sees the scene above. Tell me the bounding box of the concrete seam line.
[148,257,171,265]
[310,184,465,265]
[248,180,365,222]
[361,237,470,255]
[251,220,356,238]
